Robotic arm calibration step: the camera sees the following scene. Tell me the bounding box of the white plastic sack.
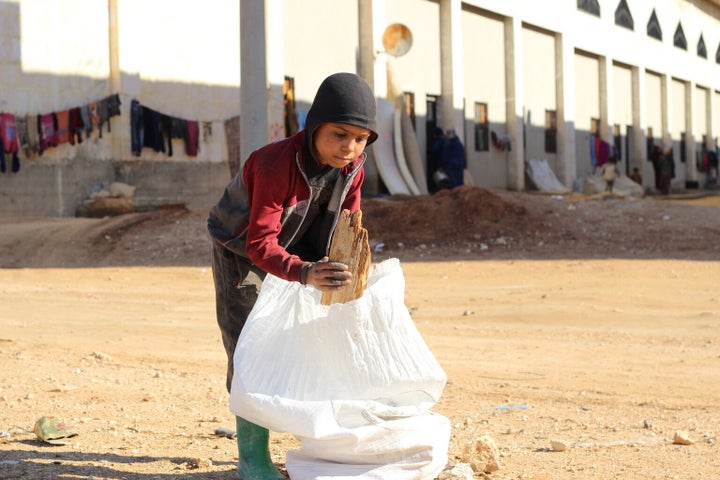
[230,258,449,480]
[583,174,645,197]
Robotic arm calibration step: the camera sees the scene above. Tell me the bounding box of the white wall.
[522,27,557,172]
[574,51,600,179]
[671,78,687,186]
[0,0,113,164]
[461,8,506,188]
[283,0,359,111]
[613,63,633,171]
[695,86,709,143]
[384,0,442,173]
[115,0,240,164]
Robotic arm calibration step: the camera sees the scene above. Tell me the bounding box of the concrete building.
[1,0,718,216]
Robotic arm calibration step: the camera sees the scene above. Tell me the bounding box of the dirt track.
[1,188,719,479]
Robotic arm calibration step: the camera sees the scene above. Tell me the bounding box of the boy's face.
[313,123,371,168]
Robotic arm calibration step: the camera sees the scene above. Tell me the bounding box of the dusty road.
[1,188,719,479]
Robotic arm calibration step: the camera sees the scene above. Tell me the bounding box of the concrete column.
[358,0,383,197]
[504,16,524,191]
[661,74,672,149]
[685,81,697,184]
[555,31,576,188]
[598,56,613,143]
[631,66,647,174]
[707,87,716,151]
[107,0,124,160]
[240,1,269,164]
[439,0,463,134]
[357,0,375,90]
[266,0,284,143]
[360,0,387,99]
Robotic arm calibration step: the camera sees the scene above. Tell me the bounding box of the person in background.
[440,129,466,189]
[657,148,675,195]
[427,126,447,192]
[599,157,620,193]
[629,167,643,186]
[207,72,378,479]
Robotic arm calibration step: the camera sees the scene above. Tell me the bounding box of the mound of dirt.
[1,186,719,268]
[362,187,527,248]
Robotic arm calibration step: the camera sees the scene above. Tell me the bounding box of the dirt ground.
[1,186,719,480]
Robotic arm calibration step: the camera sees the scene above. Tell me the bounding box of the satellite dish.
[381,23,413,57]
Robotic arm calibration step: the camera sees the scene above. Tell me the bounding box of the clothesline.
[0,93,122,173]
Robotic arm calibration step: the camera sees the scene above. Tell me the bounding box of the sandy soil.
[1,187,719,479]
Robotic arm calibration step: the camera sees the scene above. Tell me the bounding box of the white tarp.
[525,158,569,192]
[230,258,450,480]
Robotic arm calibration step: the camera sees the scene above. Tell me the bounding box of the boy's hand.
[305,256,352,291]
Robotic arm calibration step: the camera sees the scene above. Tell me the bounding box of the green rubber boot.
[235,416,284,480]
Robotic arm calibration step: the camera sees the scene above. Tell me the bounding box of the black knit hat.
[304,72,378,146]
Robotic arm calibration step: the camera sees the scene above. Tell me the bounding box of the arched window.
[697,35,707,58]
[615,0,634,30]
[647,9,662,41]
[674,23,687,50]
[578,0,600,17]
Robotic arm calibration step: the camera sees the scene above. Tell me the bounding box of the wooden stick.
[321,209,371,305]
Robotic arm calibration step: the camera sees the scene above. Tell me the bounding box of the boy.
[207,72,378,479]
[600,157,620,193]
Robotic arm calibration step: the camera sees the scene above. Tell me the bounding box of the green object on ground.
[34,416,78,445]
[235,416,284,480]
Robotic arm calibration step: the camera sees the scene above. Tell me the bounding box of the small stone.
[550,440,568,452]
[91,352,112,361]
[673,430,694,445]
[437,462,474,480]
[460,435,500,473]
[187,458,213,469]
[214,427,237,438]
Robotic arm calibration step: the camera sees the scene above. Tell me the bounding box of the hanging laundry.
[141,106,165,153]
[589,135,598,166]
[1,113,19,153]
[169,116,188,158]
[26,114,40,156]
[96,94,121,134]
[16,115,31,158]
[0,113,20,172]
[170,117,187,139]
[159,114,174,156]
[490,130,511,152]
[595,137,610,167]
[185,120,199,156]
[105,93,122,118]
[54,110,71,144]
[68,107,84,145]
[89,102,101,137]
[80,104,92,137]
[38,113,59,153]
[98,98,109,135]
[130,99,144,156]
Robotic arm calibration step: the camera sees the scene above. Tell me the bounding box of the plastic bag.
[230,258,449,479]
